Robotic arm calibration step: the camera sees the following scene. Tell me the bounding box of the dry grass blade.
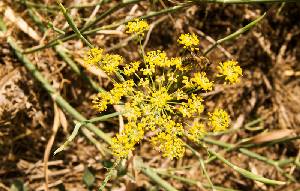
[4,6,41,41]
[247,129,295,144]
[43,103,61,191]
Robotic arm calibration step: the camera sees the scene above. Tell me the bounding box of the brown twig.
[43,103,61,191]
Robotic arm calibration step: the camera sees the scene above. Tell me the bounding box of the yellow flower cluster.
[84,48,103,65]
[92,80,134,112]
[183,72,213,91]
[141,50,183,75]
[84,25,242,159]
[218,60,242,84]
[209,109,230,132]
[111,122,144,158]
[177,33,200,51]
[187,122,207,143]
[84,48,123,74]
[126,19,149,36]
[151,132,185,158]
[124,61,140,76]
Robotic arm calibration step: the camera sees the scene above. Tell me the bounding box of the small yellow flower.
[172,89,188,100]
[92,80,134,112]
[178,103,192,117]
[83,48,123,74]
[187,122,207,143]
[138,78,150,87]
[126,19,149,36]
[209,109,230,132]
[150,87,172,109]
[164,119,184,136]
[218,60,242,84]
[187,94,204,114]
[191,72,213,91]
[151,132,185,159]
[141,67,155,76]
[111,134,135,158]
[124,103,142,121]
[83,48,104,66]
[92,92,111,112]
[123,122,145,143]
[177,33,200,51]
[144,50,168,67]
[101,54,123,74]
[124,61,141,76]
[178,94,204,117]
[182,76,193,88]
[111,122,144,158]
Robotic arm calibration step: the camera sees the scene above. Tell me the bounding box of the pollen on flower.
[177,33,200,51]
[178,94,204,117]
[209,109,230,132]
[126,19,149,36]
[218,60,242,84]
[145,50,168,67]
[111,135,135,158]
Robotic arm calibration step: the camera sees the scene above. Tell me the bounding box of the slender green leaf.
[83,168,96,188]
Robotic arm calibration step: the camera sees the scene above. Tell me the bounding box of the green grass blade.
[57,2,93,48]
[208,149,286,185]
[204,12,266,55]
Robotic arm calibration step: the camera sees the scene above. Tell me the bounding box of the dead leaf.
[248,129,295,144]
[4,6,41,41]
[58,108,68,134]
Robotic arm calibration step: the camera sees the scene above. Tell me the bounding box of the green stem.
[203,12,266,56]
[141,166,179,191]
[156,171,240,191]
[204,137,296,168]
[0,16,7,32]
[19,0,59,10]
[83,111,125,124]
[57,2,93,48]
[203,138,293,167]
[54,112,122,155]
[69,0,111,9]
[99,159,120,191]
[185,144,215,191]
[208,149,285,185]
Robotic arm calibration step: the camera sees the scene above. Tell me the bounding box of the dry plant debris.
[0,1,300,191]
